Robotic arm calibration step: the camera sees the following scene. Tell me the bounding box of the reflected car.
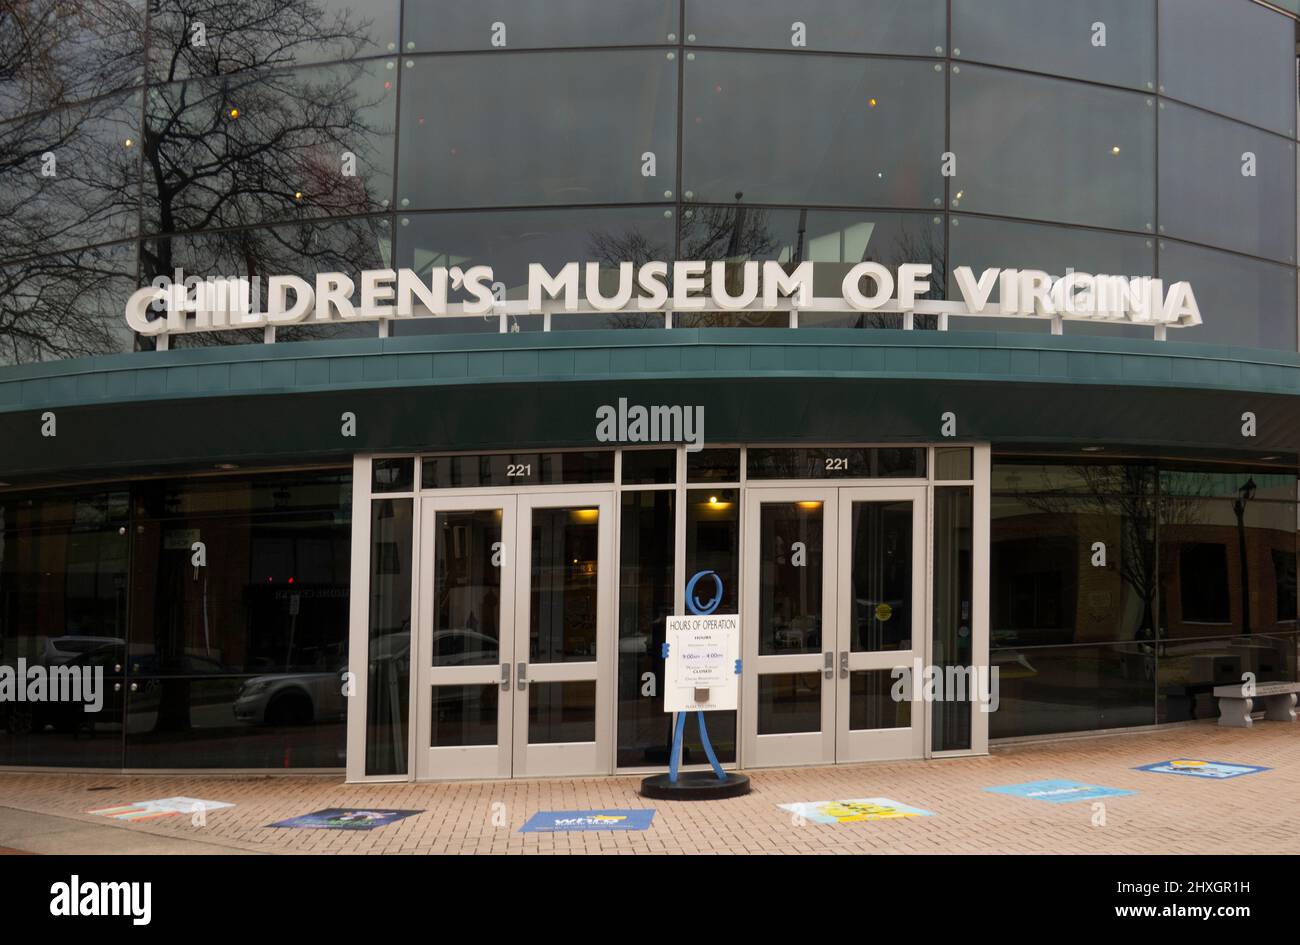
[233,668,348,726]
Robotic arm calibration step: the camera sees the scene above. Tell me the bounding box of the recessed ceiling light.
[214,463,239,470]
[1081,446,1105,452]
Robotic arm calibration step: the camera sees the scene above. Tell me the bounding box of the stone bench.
[1212,682,1300,728]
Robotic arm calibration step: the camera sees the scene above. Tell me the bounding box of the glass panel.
[848,501,913,652]
[405,0,677,50]
[1158,0,1296,137]
[748,448,925,479]
[989,642,1156,737]
[991,490,1157,648]
[143,60,396,235]
[687,449,740,482]
[935,448,973,480]
[142,217,391,346]
[422,451,614,488]
[0,0,145,115]
[147,0,400,81]
[850,670,910,730]
[1158,495,1298,639]
[530,507,600,662]
[758,502,824,655]
[430,684,498,747]
[1157,633,1298,723]
[371,458,413,492]
[621,449,677,485]
[676,208,944,330]
[951,64,1155,232]
[2,91,142,262]
[1158,102,1296,264]
[683,52,945,207]
[0,242,139,365]
[366,497,411,775]
[529,680,596,743]
[994,460,1158,495]
[757,673,821,734]
[1160,468,1298,501]
[953,0,1155,90]
[0,489,129,767]
[1158,239,1297,351]
[393,207,676,334]
[616,490,677,767]
[685,0,946,55]
[398,50,677,210]
[432,511,503,667]
[947,214,1155,338]
[684,489,738,762]
[932,487,973,751]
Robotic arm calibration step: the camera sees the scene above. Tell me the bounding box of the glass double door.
[415,492,614,780]
[742,487,927,767]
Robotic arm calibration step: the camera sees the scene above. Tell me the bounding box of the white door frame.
[511,491,616,778]
[834,485,928,762]
[414,494,517,781]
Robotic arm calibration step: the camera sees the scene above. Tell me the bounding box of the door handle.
[517,662,528,691]
[839,651,849,680]
[823,651,834,680]
[500,663,511,692]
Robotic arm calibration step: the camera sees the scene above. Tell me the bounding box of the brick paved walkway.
[0,722,1295,854]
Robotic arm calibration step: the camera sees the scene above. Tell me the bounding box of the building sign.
[123,260,1202,338]
[663,613,739,713]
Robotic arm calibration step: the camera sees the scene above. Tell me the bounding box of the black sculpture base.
[639,771,751,800]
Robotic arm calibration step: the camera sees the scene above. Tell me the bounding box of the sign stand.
[640,571,750,800]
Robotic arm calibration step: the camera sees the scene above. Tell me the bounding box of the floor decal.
[984,780,1135,804]
[519,810,656,833]
[1135,759,1270,779]
[269,808,423,830]
[87,796,235,821]
[777,798,933,823]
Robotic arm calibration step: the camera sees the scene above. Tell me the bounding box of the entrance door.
[415,492,614,780]
[742,486,926,768]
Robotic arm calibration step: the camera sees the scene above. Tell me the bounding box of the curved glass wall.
[1,0,1298,364]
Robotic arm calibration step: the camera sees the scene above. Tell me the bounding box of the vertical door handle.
[839,651,849,679]
[823,651,834,680]
[517,662,528,691]
[500,663,511,692]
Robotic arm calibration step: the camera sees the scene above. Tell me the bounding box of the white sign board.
[664,613,739,713]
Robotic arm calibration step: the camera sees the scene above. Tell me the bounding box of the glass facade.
[990,459,1298,737]
[3,0,1299,361]
[0,469,353,768]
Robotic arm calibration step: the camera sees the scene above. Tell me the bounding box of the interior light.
[123,138,134,148]
[228,107,240,119]
[571,508,599,523]
[868,97,878,108]
[797,501,822,510]
[1110,145,1120,155]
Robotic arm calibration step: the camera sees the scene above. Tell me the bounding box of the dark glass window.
[143,60,396,235]
[935,448,973,480]
[1158,239,1297,351]
[1,242,139,365]
[953,0,1155,90]
[392,207,676,335]
[404,0,677,50]
[366,497,412,775]
[747,448,925,479]
[621,449,676,485]
[371,458,414,493]
[147,0,400,82]
[616,490,676,767]
[2,91,142,263]
[932,487,973,750]
[684,0,946,56]
[682,51,945,208]
[951,64,1155,232]
[1178,543,1230,623]
[397,50,677,210]
[0,0,145,116]
[683,488,737,762]
[1158,633,1296,723]
[1158,102,1295,264]
[1158,0,1296,137]
[687,449,740,482]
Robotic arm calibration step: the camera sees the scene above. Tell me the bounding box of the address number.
[824,457,849,471]
[507,463,533,478]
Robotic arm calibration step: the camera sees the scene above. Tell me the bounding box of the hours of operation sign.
[664,614,740,713]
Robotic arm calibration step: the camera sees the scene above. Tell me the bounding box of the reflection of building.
[1,1,1299,779]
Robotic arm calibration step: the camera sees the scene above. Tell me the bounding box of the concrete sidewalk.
[0,721,1295,854]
